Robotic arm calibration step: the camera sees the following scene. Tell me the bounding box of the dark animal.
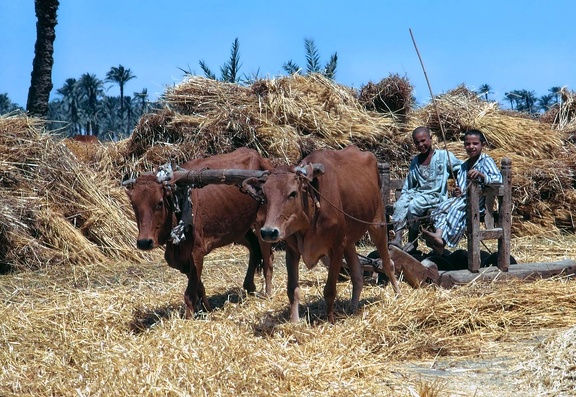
[125,148,274,318]
[244,146,401,323]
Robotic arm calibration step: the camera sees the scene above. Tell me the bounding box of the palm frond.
[304,38,321,73]
[283,60,301,75]
[282,60,301,74]
[199,60,217,80]
[323,53,338,79]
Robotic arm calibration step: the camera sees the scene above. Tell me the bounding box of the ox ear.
[295,163,325,181]
[242,177,266,204]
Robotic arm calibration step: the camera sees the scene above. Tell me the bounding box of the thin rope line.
[305,180,432,227]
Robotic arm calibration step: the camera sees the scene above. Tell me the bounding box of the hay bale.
[358,73,413,120]
[130,74,408,166]
[0,114,156,272]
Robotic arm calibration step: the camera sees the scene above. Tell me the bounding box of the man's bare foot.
[421,229,445,255]
[389,231,403,248]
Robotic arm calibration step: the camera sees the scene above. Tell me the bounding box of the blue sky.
[2,0,576,108]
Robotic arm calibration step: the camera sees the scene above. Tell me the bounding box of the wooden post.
[466,181,482,272]
[378,162,391,212]
[498,157,512,272]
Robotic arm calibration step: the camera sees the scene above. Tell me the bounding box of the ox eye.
[288,191,297,199]
[155,201,164,211]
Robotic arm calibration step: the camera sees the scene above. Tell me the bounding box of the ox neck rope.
[302,177,320,220]
[304,181,385,226]
[169,184,193,245]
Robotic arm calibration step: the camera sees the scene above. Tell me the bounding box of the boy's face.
[412,131,432,154]
[464,134,485,158]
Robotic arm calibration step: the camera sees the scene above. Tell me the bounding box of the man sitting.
[390,126,462,252]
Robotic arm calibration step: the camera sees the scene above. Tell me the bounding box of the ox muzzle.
[136,238,155,250]
[260,227,281,243]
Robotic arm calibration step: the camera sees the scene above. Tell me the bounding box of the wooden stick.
[409,28,458,185]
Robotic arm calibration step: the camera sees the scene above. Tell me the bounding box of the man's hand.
[468,169,484,182]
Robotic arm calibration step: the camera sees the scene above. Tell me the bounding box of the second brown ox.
[244,146,401,323]
[125,148,274,318]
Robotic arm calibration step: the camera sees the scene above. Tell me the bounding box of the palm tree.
[283,38,338,79]
[510,89,538,114]
[77,73,105,136]
[0,94,22,114]
[106,65,136,114]
[477,84,492,101]
[134,88,149,114]
[198,38,242,83]
[504,92,514,109]
[538,94,555,113]
[56,78,82,135]
[549,86,562,104]
[27,0,59,117]
[100,96,122,140]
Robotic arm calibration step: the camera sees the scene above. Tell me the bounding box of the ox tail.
[244,229,263,274]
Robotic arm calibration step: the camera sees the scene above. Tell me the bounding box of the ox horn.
[122,178,136,186]
[295,163,325,180]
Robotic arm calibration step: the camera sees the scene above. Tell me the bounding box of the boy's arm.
[482,156,503,184]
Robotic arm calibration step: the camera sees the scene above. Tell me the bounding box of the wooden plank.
[479,228,503,240]
[172,168,268,186]
[438,259,576,289]
[466,182,482,272]
[498,158,513,272]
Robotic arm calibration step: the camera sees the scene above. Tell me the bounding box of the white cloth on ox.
[170,186,193,245]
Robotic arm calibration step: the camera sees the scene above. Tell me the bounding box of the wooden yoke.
[466,157,512,272]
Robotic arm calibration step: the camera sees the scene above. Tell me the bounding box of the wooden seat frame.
[379,157,512,273]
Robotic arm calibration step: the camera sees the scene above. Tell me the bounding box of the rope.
[304,179,432,228]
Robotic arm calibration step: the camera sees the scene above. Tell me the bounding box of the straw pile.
[0,235,575,396]
[540,86,576,133]
[357,73,413,121]
[0,114,157,272]
[521,326,576,396]
[127,74,410,170]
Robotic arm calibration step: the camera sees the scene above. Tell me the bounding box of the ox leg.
[240,230,274,296]
[184,255,211,319]
[343,244,363,316]
[259,239,274,296]
[285,246,301,323]
[239,232,258,294]
[324,248,346,324]
[184,270,199,319]
[369,224,401,295]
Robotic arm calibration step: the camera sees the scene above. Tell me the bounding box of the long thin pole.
[409,28,458,184]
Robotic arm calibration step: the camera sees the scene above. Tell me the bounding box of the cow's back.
[181,147,272,172]
[303,146,381,225]
[183,148,272,250]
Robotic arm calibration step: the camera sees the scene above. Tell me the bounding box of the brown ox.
[244,146,401,323]
[125,148,274,318]
[72,134,99,143]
